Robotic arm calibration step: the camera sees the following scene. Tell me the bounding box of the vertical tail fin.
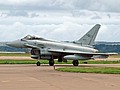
[75,24,101,46]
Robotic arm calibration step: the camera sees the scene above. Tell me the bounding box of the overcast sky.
[0,0,120,42]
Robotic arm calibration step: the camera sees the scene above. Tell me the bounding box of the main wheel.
[49,60,54,66]
[36,61,40,66]
[72,60,79,66]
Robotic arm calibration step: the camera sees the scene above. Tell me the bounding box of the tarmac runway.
[0,64,120,90]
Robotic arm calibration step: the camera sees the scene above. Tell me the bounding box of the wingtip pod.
[107,52,118,55]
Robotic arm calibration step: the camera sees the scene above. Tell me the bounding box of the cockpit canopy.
[21,35,48,41]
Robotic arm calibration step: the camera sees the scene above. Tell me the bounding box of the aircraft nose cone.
[6,41,18,47]
[6,40,22,48]
[6,42,12,46]
[6,40,27,48]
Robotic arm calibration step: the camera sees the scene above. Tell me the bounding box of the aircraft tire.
[49,60,54,66]
[73,60,79,66]
[36,61,40,66]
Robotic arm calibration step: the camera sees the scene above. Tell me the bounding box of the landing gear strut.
[72,60,79,66]
[58,56,67,62]
[58,57,62,62]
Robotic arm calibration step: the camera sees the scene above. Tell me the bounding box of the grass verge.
[0,60,72,64]
[80,60,120,64]
[0,60,120,64]
[0,60,36,64]
[56,67,120,74]
[0,53,30,56]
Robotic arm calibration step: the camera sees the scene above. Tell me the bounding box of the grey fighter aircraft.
[7,24,117,66]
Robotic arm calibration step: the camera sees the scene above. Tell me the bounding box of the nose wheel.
[36,56,40,66]
[36,61,40,66]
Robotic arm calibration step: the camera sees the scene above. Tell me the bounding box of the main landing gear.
[36,60,54,66]
[36,56,79,66]
[49,59,54,66]
[58,57,62,62]
[72,60,79,66]
[36,56,55,66]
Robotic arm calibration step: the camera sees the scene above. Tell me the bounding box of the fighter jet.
[7,24,117,66]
